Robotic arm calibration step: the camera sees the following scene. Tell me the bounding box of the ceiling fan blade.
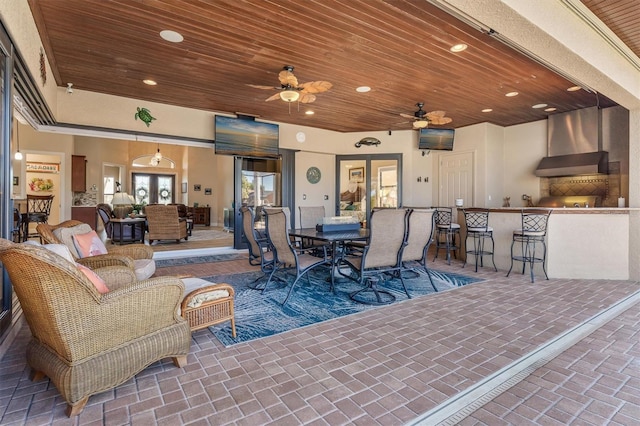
[299,93,317,103]
[265,93,282,102]
[248,84,279,90]
[426,110,446,118]
[399,113,415,119]
[278,70,299,87]
[298,80,333,94]
[430,117,453,125]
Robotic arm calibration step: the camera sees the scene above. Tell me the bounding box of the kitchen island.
[456,208,632,280]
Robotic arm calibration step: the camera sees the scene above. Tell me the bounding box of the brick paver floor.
[1,254,638,425]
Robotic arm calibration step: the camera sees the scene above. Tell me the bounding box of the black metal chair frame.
[462,208,497,272]
[433,207,460,265]
[507,209,552,282]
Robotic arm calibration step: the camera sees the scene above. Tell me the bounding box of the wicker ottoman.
[180,278,236,337]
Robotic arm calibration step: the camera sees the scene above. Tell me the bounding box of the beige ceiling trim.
[560,0,640,72]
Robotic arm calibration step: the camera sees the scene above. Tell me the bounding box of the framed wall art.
[349,167,364,183]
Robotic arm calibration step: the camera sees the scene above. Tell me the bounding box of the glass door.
[233,157,282,248]
[336,154,402,227]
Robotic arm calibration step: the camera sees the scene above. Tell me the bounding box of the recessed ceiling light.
[532,103,548,109]
[305,110,314,115]
[143,79,157,86]
[356,86,371,93]
[450,43,467,52]
[545,107,557,112]
[160,30,184,43]
[567,85,581,92]
[505,91,519,97]
[481,108,493,113]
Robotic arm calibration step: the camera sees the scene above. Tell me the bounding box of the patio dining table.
[288,227,369,291]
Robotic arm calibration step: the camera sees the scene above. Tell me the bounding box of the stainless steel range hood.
[535,106,608,177]
[534,151,608,177]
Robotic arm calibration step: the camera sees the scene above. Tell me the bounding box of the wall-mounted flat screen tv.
[419,128,455,151]
[214,116,279,158]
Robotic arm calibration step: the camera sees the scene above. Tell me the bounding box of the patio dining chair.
[342,208,410,304]
[399,208,437,292]
[240,206,276,290]
[263,209,328,305]
[299,205,330,253]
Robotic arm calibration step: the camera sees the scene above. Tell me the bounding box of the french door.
[335,154,402,227]
[132,173,176,205]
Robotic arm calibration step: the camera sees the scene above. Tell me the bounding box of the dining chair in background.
[26,194,55,241]
[399,208,437,292]
[240,206,276,290]
[462,207,497,272]
[507,208,552,282]
[263,209,328,305]
[433,206,460,265]
[342,208,410,304]
[299,206,330,252]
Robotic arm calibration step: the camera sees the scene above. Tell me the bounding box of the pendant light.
[14,122,23,160]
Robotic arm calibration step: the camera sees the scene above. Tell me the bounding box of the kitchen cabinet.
[188,206,211,226]
[71,206,96,229]
[71,155,86,192]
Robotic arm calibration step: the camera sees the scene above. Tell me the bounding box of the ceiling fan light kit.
[279,88,300,103]
[413,120,429,129]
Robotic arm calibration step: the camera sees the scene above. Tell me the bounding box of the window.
[132,173,175,205]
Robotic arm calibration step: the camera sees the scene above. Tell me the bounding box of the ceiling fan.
[248,65,332,103]
[400,102,452,129]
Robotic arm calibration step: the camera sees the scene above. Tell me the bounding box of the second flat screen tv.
[214,116,279,158]
[419,128,455,151]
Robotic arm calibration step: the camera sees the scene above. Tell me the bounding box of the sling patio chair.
[263,209,329,305]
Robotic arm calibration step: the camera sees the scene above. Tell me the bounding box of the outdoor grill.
[536,195,601,208]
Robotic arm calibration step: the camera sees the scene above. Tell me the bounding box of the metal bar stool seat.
[507,209,552,282]
[462,207,497,272]
[433,207,460,265]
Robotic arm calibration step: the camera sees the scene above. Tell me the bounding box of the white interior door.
[438,151,474,208]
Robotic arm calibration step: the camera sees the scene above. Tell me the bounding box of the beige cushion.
[24,241,75,263]
[180,278,231,312]
[134,258,156,281]
[54,224,93,258]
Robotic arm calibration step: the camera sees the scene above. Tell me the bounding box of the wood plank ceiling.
[26,0,626,134]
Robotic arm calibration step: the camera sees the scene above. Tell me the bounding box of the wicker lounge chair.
[145,204,189,244]
[37,220,156,280]
[0,238,191,417]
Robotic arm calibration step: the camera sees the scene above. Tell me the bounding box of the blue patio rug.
[202,267,483,347]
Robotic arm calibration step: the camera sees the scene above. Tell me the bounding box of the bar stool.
[26,194,55,241]
[507,209,552,282]
[433,207,460,265]
[12,208,25,242]
[462,207,497,272]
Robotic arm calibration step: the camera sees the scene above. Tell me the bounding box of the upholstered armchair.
[37,220,156,280]
[145,204,188,244]
[0,238,191,417]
